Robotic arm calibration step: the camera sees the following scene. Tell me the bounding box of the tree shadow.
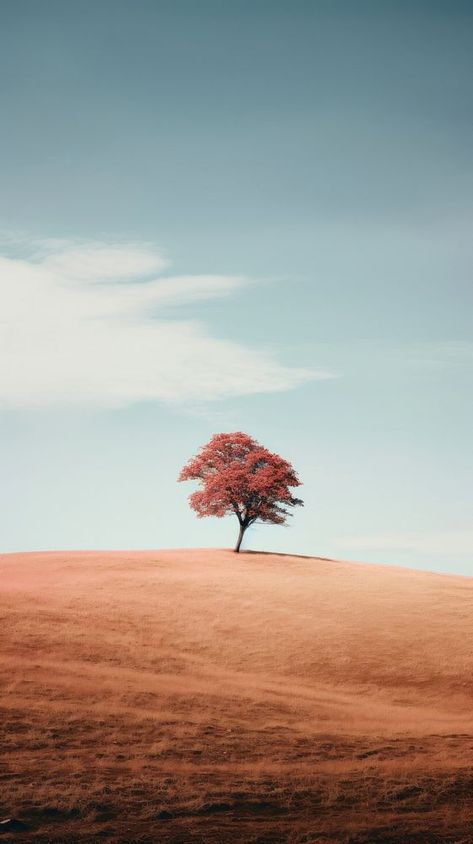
[241,550,338,562]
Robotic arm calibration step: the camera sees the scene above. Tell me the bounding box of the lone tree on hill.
[178,432,303,552]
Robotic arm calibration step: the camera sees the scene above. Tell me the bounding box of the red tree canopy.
[178,432,303,550]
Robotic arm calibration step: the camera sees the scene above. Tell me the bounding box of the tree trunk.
[234,522,246,553]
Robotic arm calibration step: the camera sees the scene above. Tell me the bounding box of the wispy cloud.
[401,341,473,372]
[41,241,169,280]
[0,237,327,409]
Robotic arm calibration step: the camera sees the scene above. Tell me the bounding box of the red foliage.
[178,432,303,551]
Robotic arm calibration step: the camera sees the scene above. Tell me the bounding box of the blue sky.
[1,0,472,573]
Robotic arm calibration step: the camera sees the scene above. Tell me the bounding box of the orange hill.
[1,549,472,843]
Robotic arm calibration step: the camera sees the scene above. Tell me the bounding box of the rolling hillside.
[1,549,472,842]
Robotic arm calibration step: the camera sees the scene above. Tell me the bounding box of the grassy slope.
[1,548,472,843]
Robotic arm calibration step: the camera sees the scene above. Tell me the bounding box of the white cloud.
[41,242,169,280]
[0,238,326,409]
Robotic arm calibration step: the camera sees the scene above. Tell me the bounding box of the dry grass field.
[1,548,472,843]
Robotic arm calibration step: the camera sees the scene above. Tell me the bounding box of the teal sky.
[1,1,472,573]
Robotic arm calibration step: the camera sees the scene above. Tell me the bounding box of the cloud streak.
[0,238,326,409]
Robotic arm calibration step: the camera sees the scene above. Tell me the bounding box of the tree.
[178,432,303,552]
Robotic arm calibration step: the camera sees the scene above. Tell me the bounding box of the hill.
[1,549,472,842]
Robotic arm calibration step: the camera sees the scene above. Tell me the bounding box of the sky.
[0,0,472,574]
